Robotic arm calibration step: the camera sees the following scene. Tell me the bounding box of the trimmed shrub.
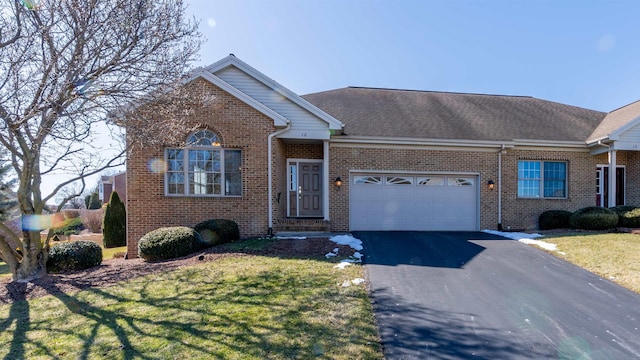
[611,205,640,228]
[538,210,573,230]
[138,226,202,261]
[194,219,240,247]
[47,240,102,272]
[103,191,126,248]
[51,217,85,236]
[569,207,619,230]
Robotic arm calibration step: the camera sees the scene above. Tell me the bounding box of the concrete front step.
[276,219,330,232]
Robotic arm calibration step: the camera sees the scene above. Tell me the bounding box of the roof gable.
[204,55,344,131]
[587,100,640,144]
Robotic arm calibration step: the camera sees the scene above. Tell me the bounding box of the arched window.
[165,130,242,196]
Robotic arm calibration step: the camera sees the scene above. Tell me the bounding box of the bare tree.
[0,0,203,281]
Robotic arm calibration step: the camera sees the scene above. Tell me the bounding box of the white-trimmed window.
[518,160,566,198]
[166,130,242,196]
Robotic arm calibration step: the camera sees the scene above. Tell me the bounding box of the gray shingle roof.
[302,87,606,142]
[587,99,640,143]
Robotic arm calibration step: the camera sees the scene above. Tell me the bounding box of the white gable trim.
[205,55,344,130]
[185,69,289,127]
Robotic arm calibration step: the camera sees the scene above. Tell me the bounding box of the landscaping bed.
[0,237,353,304]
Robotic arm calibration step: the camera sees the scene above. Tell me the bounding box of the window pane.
[518,161,541,197]
[188,149,221,195]
[417,176,445,186]
[167,173,184,194]
[518,179,540,197]
[224,150,242,195]
[518,161,540,179]
[187,130,220,147]
[544,162,567,197]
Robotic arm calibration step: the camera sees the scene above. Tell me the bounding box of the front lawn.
[0,254,382,359]
[543,233,640,293]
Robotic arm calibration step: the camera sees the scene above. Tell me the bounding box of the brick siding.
[126,79,277,258]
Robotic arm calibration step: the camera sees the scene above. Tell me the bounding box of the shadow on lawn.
[1,258,377,359]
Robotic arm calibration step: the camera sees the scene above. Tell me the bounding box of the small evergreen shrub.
[194,219,240,247]
[569,207,619,230]
[538,210,573,230]
[47,240,102,272]
[51,217,85,236]
[103,191,126,248]
[138,226,202,261]
[611,205,640,228]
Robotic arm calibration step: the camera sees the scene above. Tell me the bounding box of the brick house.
[125,55,640,257]
[99,171,126,205]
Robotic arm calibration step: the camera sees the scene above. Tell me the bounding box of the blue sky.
[188,0,640,112]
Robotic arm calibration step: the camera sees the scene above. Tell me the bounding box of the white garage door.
[350,174,479,231]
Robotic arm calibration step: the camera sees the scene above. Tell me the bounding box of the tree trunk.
[12,231,47,282]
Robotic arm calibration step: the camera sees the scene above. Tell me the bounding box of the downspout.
[267,123,291,237]
[497,145,505,231]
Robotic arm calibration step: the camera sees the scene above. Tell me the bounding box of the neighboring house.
[125,55,640,257]
[99,171,127,205]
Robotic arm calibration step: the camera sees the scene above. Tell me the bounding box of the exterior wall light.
[487,180,495,191]
[335,177,343,187]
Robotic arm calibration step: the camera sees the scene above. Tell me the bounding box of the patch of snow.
[483,229,565,254]
[482,229,542,240]
[330,234,363,251]
[276,236,307,240]
[333,262,353,270]
[518,238,558,251]
[341,278,366,287]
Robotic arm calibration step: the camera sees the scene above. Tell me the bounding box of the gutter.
[267,123,291,236]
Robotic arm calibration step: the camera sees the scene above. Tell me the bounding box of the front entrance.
[287,160,323,217]
[596,166,625,207]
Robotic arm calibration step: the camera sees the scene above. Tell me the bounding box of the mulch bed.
[0,237,353,305]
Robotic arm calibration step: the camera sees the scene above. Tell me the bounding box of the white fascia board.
[186,70,289,127]
[331,136,513,148]
[205,56,344,130]
[511,139,588,148]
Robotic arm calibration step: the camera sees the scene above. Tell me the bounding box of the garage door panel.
[350,173,478,231]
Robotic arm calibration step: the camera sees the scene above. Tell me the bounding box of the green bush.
[611,205,640,228]
[138,226,202,261]
[569,207,619,230]
[47,240,102,272]
[103,191,126,248]
[51,217,85,236]
[538,210,573,230]
[194,219,240,247]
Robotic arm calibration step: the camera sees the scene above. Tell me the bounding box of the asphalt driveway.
[354,231,640,360]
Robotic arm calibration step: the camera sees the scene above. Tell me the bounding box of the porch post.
[323,140,330,220]
[608,149,617,207]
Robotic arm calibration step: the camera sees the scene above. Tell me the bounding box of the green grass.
[101,246,127,259]
[542,233,640,293]
[0,255,382,359]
